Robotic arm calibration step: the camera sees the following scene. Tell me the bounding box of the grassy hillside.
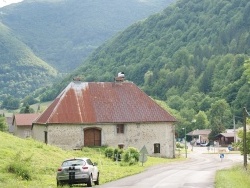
[1,0,175,72]
[0,23,57,103]
[0,131,181,187]
[1,131,249,188]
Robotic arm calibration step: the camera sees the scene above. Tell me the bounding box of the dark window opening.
[118,144,124,149]
[44,131,48,144]
[154,143,160,153]
[117,124,124,133]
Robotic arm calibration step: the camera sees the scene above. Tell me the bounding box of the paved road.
[97,146,243,188]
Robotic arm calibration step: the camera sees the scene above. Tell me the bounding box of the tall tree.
[208,99,232,140]
[244,59,250,83]
[193,111,209,130]
[199,61,214,93]
[1,96,20,110]
[234,128,250,155]
[20,105,35,114]
[0,115,7,132]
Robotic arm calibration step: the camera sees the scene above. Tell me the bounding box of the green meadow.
[0,132,182,187]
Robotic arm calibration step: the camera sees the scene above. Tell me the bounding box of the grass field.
[216,165,250,188]
[1,130,250,188]
[0,131,184,188]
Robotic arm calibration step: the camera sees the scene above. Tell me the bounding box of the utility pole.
[243,107,248,170]
[233,115,236,143]
[182,127,187,158]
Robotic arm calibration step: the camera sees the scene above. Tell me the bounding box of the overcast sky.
[0,0,23,8]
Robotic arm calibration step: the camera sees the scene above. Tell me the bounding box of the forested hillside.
[1,0,175,72]
[44,0,250,138]
[0,23,57,108]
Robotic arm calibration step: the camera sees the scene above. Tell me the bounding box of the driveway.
[97,145,243,188]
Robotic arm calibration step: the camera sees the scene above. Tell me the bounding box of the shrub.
[176,142,184,149]
[6,152,33,180]
[122,147,139,165]
[104,147,114,158]
[0,116,7,132]
[113,148,123,161]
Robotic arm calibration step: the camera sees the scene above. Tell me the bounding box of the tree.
[244,59,250,83]
[199,61,214,93]
[0,115,7,132]
[1,96,20,110]
[193,111,209,130]
[234,128,250,155]
[208,99,232,140]
[20,105,35,114]
[22,95,39,106]
[167,95,184,111]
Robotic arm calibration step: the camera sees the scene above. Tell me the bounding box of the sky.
[0,0,23,8]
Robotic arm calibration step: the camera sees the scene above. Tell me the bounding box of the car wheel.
[57,180,62,187]
[94,173,99,185]
[87,174,93,187]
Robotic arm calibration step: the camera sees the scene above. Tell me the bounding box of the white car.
[56,157,99,187]
[200,143,210,147]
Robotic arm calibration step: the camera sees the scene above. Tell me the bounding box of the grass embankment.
[203,147,250,187]
[0,132,183,188]
[216,165,250,188]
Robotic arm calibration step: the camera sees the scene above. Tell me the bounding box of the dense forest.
[0,22,57,109]
[1,0,174,72]
[41,0,250,138]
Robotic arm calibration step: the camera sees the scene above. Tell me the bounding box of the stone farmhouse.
[13,113,40,138]
[32,79,176,158]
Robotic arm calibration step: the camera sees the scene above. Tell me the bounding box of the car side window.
[86,159,93,165]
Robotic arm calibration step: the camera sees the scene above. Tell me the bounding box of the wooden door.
[84,128,101,146]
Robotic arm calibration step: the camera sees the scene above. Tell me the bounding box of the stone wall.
[15,126,32,138]
[100,123,175,158]
[32,122,175,158]
[32,124,46,142]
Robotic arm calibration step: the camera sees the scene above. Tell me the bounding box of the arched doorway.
[84,128,101,146]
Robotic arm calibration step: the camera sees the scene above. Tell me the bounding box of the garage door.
[84,128,101,146]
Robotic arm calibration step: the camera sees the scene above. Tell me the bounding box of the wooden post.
[243,107,247,170]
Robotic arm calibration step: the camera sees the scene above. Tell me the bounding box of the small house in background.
[186,129,211,145]
[13,113,40,138]
[32,77,176,158]
[214,129,236,146]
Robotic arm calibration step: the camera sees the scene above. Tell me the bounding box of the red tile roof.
[34,81,176,124]
[14,113,40,127]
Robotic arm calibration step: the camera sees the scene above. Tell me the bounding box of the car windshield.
[62,159,86,167]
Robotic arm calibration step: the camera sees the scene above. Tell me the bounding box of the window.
[25,130,31,138]
[154,143,160,153]
[86,159,93,165]
[44,131,48,144]
[116,124,124,133]
[62,159,85,167]
[118,144,124,149]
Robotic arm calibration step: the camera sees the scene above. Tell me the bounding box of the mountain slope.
[73,0,250,98]
[0,23,57,104]
[44,0,250,134]
[1,0,175,72]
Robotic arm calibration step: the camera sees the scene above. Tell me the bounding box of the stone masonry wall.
[32,122,175,158]
[32,124,47,143]
[100,123,175,158]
